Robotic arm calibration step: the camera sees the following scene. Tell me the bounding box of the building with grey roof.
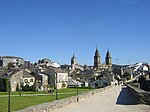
[0,56,24,67]
[42,68,68,89]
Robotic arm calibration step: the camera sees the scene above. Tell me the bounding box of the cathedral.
[71,48,112,72]
[93,48,112,71]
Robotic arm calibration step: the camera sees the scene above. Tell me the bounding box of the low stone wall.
[126,84,150,105]
[16,86,112,112]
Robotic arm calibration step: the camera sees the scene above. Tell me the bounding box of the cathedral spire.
[105,50,112,65]
[71,54,77,71]
[94,48,101,68]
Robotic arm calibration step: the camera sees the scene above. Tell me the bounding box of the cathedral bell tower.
[105,50,112,65]
[71,54,77,71]
[94,48,101,68]
[105,50,112,71]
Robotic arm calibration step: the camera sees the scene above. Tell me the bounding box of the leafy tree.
[7,62,15,68]
[122,72,131,80]
[62,82,66,88]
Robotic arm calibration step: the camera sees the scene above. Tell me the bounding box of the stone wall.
[16,86,112,112]
[126,84,150,105]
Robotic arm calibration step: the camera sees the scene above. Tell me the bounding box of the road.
[53,86,150,112]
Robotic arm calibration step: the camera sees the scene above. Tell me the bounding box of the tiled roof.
[42,68,66,75]
[22,70,34,78]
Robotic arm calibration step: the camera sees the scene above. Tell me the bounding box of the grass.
[0,88,92,95]
[0,91,49,95]
[0,88,92,112]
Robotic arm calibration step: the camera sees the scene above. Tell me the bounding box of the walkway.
[53,86,150,112]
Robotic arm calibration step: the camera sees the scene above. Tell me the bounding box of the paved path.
[53,86,150,112]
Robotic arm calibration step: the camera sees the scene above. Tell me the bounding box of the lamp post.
[55,73,58,100]
[8,77,11,112]
[6,71,12,112]
[3,70,12,112]
[19,80,22,96]
[76,78,79,102]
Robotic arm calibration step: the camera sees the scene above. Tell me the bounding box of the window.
[30,79,33,82]
[24,79,28,83]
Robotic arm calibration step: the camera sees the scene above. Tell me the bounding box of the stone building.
[71,54,78,71]
[94,48,101,68]
[105,50,112,71]
[70,48,112,72]
[6,69,36,92]
[42,68,68,89]
[93,48,112,71]
[105,50,112,65]
[0,56,24,67]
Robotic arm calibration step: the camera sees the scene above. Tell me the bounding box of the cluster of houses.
[0,57,69,92]
[113,62,150,91]
[128,62,150,91]
[0,49,117,92]
[1,49,149,92]
[0,67,68,92]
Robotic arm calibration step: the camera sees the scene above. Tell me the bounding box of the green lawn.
[0,91,49,95]
[0,88,92,112]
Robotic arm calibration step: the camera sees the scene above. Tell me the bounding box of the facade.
[105,50,112,71]
[0,56,24,67]
[67,77,83,87]
[94,48,112,71]
[42,68,68,89]
[24,61,34,69]
[105,50,112,65]
[94,48,101,68]
[70,48,112,72]
[38,73,49,91]
[10,69,35,91]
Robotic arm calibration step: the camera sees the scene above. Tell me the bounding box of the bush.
[122,72,131,80]
[61,82,66,88]
[0,78,8,91]
[22,85,36,91]
[68,87,92,89]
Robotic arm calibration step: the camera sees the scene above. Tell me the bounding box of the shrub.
[22,84,36,91]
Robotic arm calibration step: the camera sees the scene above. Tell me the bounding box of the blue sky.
[0,0,150,65]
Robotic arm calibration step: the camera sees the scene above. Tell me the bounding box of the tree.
[62,82,66,88]
[122,72,131,80]
[7,62,15,68]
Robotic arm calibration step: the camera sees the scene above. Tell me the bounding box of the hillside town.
[1,0,150,111]
[0,48,150,92]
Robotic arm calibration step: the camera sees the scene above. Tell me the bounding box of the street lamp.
[8,77,11,112]
[2,69,12,112]
[76,78,79,102]
[19,80,22,96]
[5,72,12,112]
[55,73,58,100]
